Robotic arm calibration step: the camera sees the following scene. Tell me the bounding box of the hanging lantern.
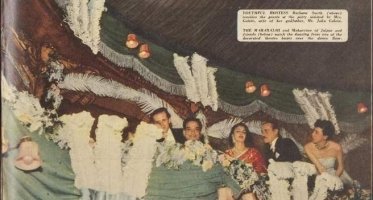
[126,34,139,49]
[357,103,368,114]
[14,136,42,171]
[138,44,150,58]
[125,34,139,49]
[260,84,271,97]
[245,81,256,93]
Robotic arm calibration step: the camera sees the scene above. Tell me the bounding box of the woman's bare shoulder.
[328,141,341,150]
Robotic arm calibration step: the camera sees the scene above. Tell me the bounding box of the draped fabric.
[97,11,371,125]
[1,104,81,200]
[225,148,267,174]
[145,162,241,200]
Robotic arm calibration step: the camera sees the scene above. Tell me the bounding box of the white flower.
[188,153,196,160]
[196,147,205,155]
[202,161,213,172]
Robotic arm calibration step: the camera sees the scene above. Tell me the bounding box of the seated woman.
[224,123,267,200]
[304,119,353,187]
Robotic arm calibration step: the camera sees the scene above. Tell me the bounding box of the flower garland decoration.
[292,161,317,200]
[309,172,343,200]
[155,140,218,172]
[267,159,294,200]
[64,0,106,54]
[2,73,62,136]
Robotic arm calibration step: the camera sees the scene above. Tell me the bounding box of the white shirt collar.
[164,128,176,143]
[270,137,279,150]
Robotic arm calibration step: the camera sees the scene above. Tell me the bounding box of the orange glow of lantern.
[357,103,368,114]
[125,34,139,49]
[245,81,256,93]
[138,44,150,58]
[260,85,271,97]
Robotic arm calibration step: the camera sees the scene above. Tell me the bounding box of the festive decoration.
[293,88,340,134]
[64,0,106,54]
[173,53,219,111]
[14,136,42,171]
[292,161,317,200]
[267,159,294,200]
[260,85,271,97]
[155,141,218,171]
[2,74,62,136]
[206,118,243,138]
[357,103,368,114]
[125,34,139,48]
[138,44,150,58]
[245,81,256,93]
[58,73,184,128]
[309,172,344,200]
[339,133,368,154]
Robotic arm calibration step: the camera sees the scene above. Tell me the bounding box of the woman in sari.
[224,123,267,200]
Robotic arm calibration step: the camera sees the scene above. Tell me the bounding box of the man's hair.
[182,117,202,130]
[262,119,279,131]
[314,119,335,140]
[149,107,171,123]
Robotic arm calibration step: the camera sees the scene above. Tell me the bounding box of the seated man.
[182,117,205,143]
[145,117,240,200]
[150,107,185,144]
[261,120,302,166]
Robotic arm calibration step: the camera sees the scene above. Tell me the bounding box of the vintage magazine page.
[1,0,372,199]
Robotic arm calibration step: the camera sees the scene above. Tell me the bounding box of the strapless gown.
[318,157,353,186]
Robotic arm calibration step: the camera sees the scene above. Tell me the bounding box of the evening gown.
[318,157,353,186]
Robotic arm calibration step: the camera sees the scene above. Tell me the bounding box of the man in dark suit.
[150,107,185,144]
[261,120,302,166]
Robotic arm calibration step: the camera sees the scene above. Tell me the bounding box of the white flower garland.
[293,88,340,134]
[155,140,218,172]
[267,160,294,200]
[173,53,219,111]
[57,111,97,189]
[94,115,128,194]
[64,0,106,54]
[309,172,344,200]
[2,73,59,135]
[121,122,162,198]
[292,161,317,200]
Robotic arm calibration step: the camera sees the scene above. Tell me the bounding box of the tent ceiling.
[105,0,371,91]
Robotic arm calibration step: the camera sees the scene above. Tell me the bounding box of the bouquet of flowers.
[220,155,270,200]
[223,158,259,190]
[155,140,218,171]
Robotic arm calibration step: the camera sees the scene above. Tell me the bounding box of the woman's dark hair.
[314,119,335,140]
[228,123,254,147]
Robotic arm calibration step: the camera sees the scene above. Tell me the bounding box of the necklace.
[315,141,328,150]
[233,147,247,155]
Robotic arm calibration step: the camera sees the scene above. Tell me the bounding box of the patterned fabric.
[225,148,267,174]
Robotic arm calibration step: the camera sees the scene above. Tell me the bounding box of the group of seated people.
[137,107,357,200]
